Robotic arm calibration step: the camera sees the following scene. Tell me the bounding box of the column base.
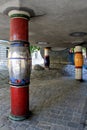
[45,67,50,70]
[9,111,32,121]
[76,79,84,82]
[75,68,82,80]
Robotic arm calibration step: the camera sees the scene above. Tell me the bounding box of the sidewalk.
[0,65,87,130]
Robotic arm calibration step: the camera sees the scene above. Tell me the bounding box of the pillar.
[8,10,31,121]
[74,46,83,81]
[44,47,50,69]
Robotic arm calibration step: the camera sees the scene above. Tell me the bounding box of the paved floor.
[0,65,87,130]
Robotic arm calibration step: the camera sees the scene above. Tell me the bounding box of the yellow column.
[74,46,83,80]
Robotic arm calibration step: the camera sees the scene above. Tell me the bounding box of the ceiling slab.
[0,0,87,48]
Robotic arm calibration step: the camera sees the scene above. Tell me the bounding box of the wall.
[40,48,70,69]
[0,44,9,68]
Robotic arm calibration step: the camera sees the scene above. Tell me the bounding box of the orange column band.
[74,52,83,68]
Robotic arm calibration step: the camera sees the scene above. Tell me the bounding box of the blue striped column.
[44,47,50,69]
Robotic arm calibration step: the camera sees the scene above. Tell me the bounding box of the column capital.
[8,10,30,20]
[74,46,82,53]
[44,47,51,50]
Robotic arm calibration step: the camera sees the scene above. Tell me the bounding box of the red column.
[10,18,28,41]
[8,10,31,121]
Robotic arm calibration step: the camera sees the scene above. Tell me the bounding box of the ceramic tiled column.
[44,47,50,69]
[74,46,83,81]
[8,10,31,121]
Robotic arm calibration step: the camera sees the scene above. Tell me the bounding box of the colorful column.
[44,47,50,69]
[8,10,31,121]
[74,46,83,81]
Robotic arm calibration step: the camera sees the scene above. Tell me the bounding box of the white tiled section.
[75,68,82,80]
[0,44,8,67]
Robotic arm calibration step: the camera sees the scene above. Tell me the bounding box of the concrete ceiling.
[0,0,87,48]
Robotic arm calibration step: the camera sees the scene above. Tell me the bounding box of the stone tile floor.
[0,65,87,130]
